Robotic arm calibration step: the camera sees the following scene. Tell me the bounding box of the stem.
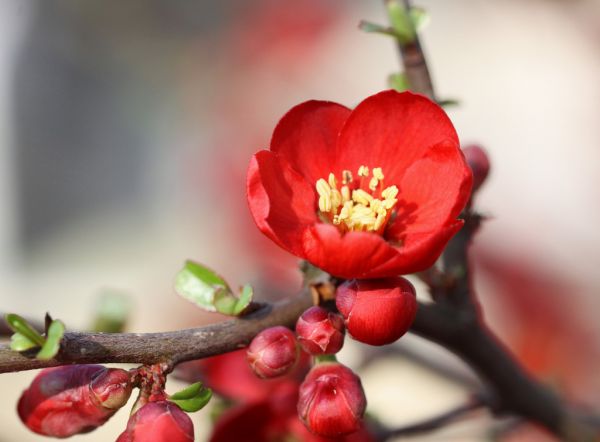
[0,290,313,373]
[377,395,486,440]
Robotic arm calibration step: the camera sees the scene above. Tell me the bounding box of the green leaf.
[170,382,204,400]
[36,320,65,360]
[214,284,254,316]
[175,261,232,312]
[437,98,460,108]
[169,383,212,413]
[386,0,415,44]
[92,290,131,333]
[388,72,410,92]
[10,333,38,352]
[410,7,430,31]
[5,314,45,347]
[358,20,397,38]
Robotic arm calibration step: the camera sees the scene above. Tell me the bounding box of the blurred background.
[1,0,599,440]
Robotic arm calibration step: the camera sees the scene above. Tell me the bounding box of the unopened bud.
[462,144,490,191]
[336,277,417,346]
[296,306,345,355]
[18,365,132,438]
[247,326,298,379]
[116,401,194,442]
[298,363,366,437]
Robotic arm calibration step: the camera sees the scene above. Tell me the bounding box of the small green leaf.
[437,98,460,108]
[5,314,45,347]
[388,72,410,92]
[386,0,415,44]
[170,382,204,400]
[358,20,397,37]
[175,261,232,312]
[214,284,254,316]
[10,333,38,352]
[36,320,65,360]
[235,285,253,316]
[169,383,212,413]
[410,7,430,31]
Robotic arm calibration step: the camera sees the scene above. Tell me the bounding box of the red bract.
[247,90,472,279]
[116,401,194,442]
[296,306,345,355]
[18,365,132,438]
[336,277,417,346]
[298,363,366,437]
[247,326,299,379]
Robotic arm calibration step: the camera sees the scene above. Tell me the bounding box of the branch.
[0,290,313,374]
[396,0,436,100]
[376,395,486,440]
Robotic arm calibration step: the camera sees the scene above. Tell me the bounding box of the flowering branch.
[377,394,487,440]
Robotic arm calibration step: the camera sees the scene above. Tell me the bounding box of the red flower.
[247,90,472,279]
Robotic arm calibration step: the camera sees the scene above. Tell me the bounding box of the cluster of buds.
[245,276,418,437]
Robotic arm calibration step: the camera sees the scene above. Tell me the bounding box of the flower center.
[315,165,398,234]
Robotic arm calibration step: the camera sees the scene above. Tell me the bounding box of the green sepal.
[36,320,65,360]
[10,332,39,352]
[4,314,45,347]
[175,260,232,312]
[214,284,254,316]
[388,72,410,92]
[169,382,212,413]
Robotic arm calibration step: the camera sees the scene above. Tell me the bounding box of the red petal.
[271,100,351,184]
[386,139,472,239]
[335,91,458,186]
[302,224,401,279]
[380,221,464,275]
[247,151,316,257]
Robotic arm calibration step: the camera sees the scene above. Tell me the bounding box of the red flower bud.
[296,306,345,355]
[462,144,490,191]
[247,326,298,378]
[116,401,194,442]
[336,277,417,346]
[18,365,132,438]
[298,363,366,437]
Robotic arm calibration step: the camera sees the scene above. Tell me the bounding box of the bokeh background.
[1,0,600,440]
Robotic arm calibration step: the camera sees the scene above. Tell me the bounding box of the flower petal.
[302,224,401,279]
[385,139,472,240]
[335,90,458,185]
[271,100,351,184]
[247,151,316,256]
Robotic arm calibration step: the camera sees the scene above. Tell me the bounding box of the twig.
[377,394,486,440]
[0,290,313,373]
[396,0,436,100]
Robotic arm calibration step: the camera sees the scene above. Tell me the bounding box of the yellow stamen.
[315,167,399,234]
[368,177,379,191]
[352,189,373,205]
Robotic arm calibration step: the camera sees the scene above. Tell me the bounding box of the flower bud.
[297,363,366,437]
[18,365,133,438]
[295,306,345,355]
[247,326,298,378]
[462,144,490,191]
[336,277,417,346]
[116,401,194,442]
